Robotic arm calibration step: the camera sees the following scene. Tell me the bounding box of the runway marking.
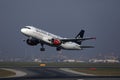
[77,79,84,80]
[0,68,27,78]
[60,68,94,76]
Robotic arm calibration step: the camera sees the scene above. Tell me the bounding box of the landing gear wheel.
[40,43,45,51]
[56,47,61,51]
[40,48,45,51]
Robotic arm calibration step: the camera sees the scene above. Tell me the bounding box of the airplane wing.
[60,37,96,42]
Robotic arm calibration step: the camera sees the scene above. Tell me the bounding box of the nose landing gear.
[40,43,45,51]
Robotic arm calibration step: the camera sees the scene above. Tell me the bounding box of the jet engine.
[26,38,39,46]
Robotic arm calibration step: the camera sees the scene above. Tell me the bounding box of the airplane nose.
[21,28,26,33]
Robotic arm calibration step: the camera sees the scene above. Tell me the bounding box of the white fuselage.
[21,26,81,50]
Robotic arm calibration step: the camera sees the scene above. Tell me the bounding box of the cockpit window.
[25,26,31,29]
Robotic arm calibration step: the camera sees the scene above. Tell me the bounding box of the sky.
[0,0,120,60]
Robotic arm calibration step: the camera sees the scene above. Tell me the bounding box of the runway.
[0,67,120,80]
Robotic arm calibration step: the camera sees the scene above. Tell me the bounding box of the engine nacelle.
[52,38,61,46]
[26,39,39,46]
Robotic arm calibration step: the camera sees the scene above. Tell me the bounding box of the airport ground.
[0,62,120,80]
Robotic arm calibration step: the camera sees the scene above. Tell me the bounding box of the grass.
[46,62,120,67]
[0,62,120,67]
[0,69,16,77]
[0,62,40,67]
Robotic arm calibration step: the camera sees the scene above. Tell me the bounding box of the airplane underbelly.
[42,37,51,44]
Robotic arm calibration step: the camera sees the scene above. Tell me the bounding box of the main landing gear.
[40,43,62,51]
[40,43,45,51]
[56,47,61,51]
[40,48,45,51]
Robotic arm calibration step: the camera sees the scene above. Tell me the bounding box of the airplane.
[21,26,95,51]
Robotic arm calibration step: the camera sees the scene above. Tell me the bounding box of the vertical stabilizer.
[75,30,85,44]
[75,30,85,39]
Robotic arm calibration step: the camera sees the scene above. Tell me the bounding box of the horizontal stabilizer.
[80,46,94,48]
